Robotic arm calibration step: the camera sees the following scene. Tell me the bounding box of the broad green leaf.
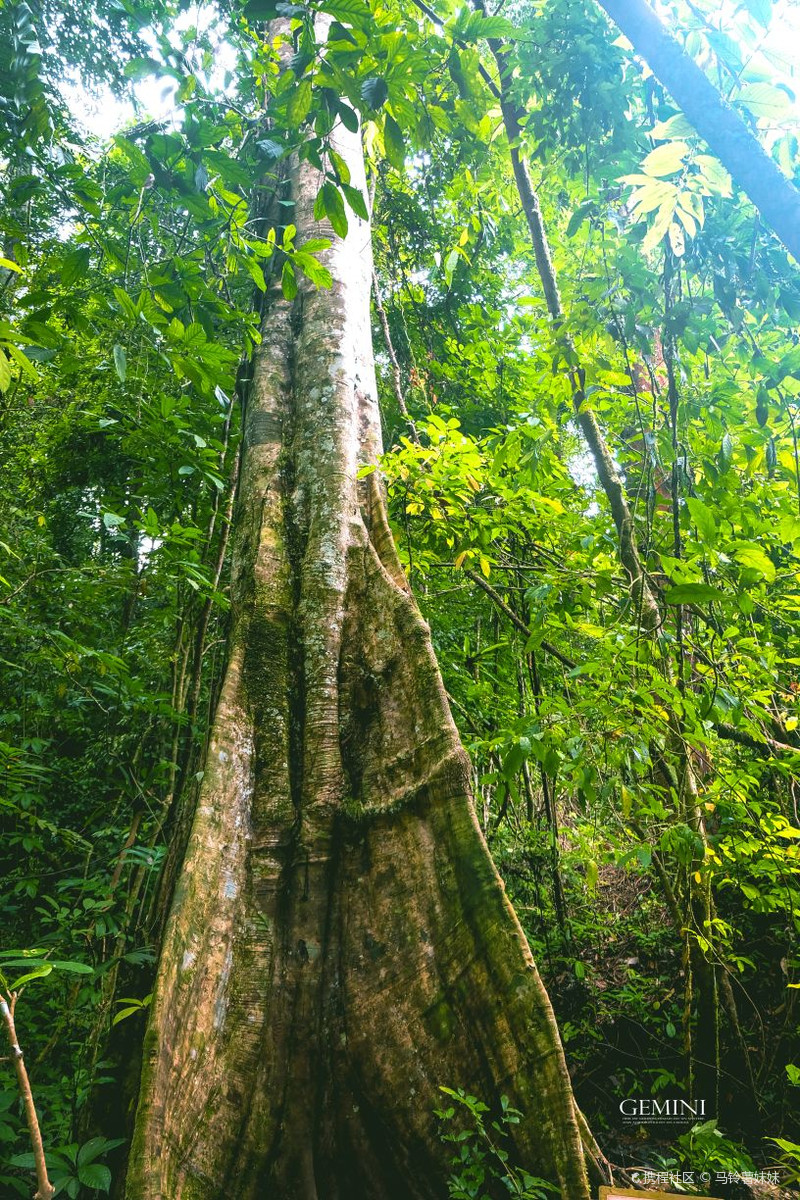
[112,344,127,383]
[719,431,734,469]
[695,155,732,197]
[77,1164,112,1192]
[685,497,717,544]
[315,182,348,238]
[361,77,388,109]
[77,1138,124,1166]
[383,114,406,170]
[641,140,690,177]
[738,81,791,120]
[665,582,726,604]
[281,260,298,300]
[7,964,53,989]
[650,113,695,139]
[342,183,369,221]
[113,287,139,322]
[288,80,312,126]
[320,0,372,23]
[735,543,776,582]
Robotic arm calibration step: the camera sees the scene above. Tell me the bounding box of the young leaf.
[0,352,12,393]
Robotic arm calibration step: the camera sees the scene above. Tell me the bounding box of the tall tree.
[125,19,591,1199]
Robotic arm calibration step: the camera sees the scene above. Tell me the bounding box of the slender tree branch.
[1,995,54,1200]
[464,568,576,668]
[405,0,502,99]
[372,269,420,443]
[714,722,800,758]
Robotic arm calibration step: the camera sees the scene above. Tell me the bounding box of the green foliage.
[10,1136,124,1197]
[676,1120,755,1176]
[1,0,799,1188]
[435,1089,558,1199]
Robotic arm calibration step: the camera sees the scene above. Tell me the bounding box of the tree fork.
[124,21,591,1199]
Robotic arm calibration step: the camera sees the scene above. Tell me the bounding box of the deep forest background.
[1,0,800,1193]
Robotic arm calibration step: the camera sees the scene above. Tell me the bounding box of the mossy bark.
[124,50,589,1200]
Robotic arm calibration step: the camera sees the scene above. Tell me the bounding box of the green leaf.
[315,182,348,238]
[77,1138,123,1167]
[341,184,369,221]
[650,113,695,139]
[77,1164,112,1192]
[243,0,281,18]
[113,287,139,323]
[734,543,776,582]
[288,80,313,126]
[738,81,791,120]
[321,0,372,22]
[112,344,127,383]
[665,582,726,604]
[5,343,38,381]
[360,77,388,109]
[685,496,716,544]
[177,74,196,102]
[8,964,53,989]
[695,155,732,197]
[443,248,460,286]
[337,102,359,132]
[0,352,11,393]
[719,431,734,469]
[112,135,152,177]
[383,114,406,170]
[123,57,161,81]
[112,1006,140,1025]
[641,140,690,177]
[744,0,772,25]
[281,260,298,301]
[565,203,592,237]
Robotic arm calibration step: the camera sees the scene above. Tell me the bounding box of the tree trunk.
[124,38,590,1200]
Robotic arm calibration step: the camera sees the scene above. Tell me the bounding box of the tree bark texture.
[124,32,590,1200]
